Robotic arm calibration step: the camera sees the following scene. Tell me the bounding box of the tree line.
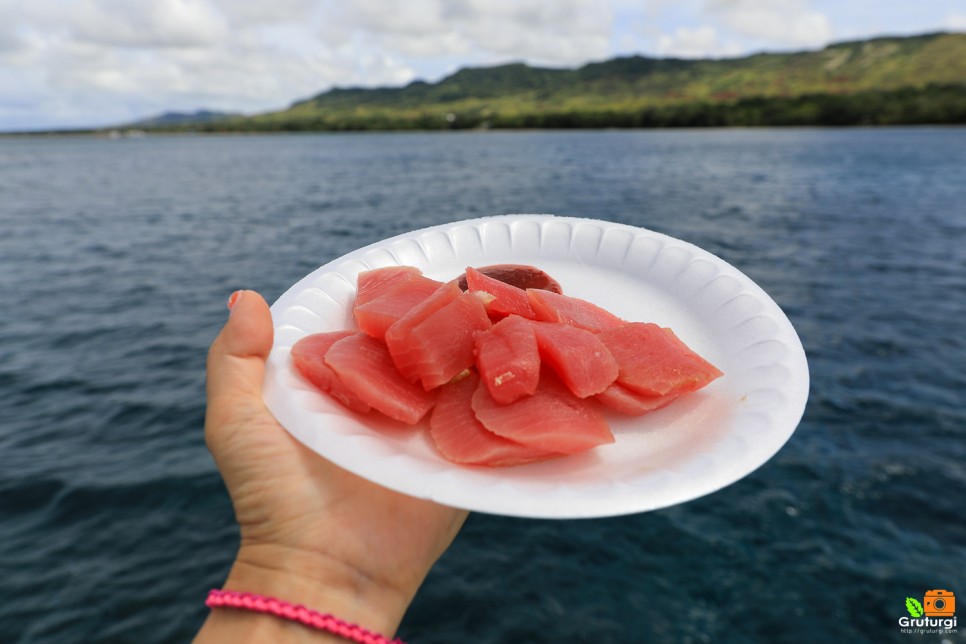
[194,84,966,133]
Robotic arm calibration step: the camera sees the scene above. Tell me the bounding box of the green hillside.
[193,32,966,131]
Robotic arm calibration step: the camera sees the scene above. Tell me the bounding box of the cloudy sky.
[1,0,963,131]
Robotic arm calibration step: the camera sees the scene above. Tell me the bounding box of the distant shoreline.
[4,123,966,139]
[8,84,963,136]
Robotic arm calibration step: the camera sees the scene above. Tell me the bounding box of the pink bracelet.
[205,589,405,644]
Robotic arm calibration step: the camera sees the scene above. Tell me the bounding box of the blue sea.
[1,129,964,643]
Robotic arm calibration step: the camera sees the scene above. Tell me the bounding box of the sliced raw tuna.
[387,288,492,390]
[595,382,680,416]
[323,332,436,425]
[291,263,724,467]
[383,281,461,377]
[474,315,540,404]
[429,372,557,466]
[527,289,625,333]
[353,270,443,340]
[457,264,562,294]
[464,266,537,319]
[291,331,371,414]
[471,371,614,454]
[529,321,619,398]
[597,322,723,397]
[355,266,424,307]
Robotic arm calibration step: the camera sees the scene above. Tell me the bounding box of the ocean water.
[1,129,964,643]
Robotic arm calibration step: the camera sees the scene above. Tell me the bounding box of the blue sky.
[0,0,963,131]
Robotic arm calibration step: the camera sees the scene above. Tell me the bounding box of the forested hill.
[186,32,966,131]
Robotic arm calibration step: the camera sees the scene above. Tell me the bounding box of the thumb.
[206,290,274,428]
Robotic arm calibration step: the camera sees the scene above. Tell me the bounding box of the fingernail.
[227,290,243,311]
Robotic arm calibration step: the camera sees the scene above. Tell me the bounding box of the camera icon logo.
[924,590,956,617]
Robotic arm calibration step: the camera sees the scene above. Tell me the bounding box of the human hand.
[196,290,467,642]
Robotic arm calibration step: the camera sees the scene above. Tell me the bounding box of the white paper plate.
[263,215,809,518]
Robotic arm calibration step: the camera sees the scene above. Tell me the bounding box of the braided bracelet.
[205,589,405,644]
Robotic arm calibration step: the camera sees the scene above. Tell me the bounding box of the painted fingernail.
[227,290,242,310]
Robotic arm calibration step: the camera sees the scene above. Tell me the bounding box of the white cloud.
[345,0,450,39]
[336,0,612,67]
[708,0,832,48]
[218,0,320,27]
[0,24,21,54]
[944,12,966,30]
[18,0,231,49]
[657,25,744,58]
[71,0,229,48]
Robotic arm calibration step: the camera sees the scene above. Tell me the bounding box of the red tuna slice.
[464,266,537,319]
[384,281,461,381]
[430,372,558,467]
[291,331,371,414]
[385,281,462,344]
[456,264,562,294]
[527,289,625,333]
[323,333,436,425]
[387,288,492,390]
[471,370,614,454]
[355,266,423,307]
[474,315,540,404]
[597,322,724,397]
[595,382,680,416]
[529,321,619,398]
[353,271,443,340]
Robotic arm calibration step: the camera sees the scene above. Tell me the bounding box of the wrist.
[196,543,410,643]
[232,541,411,633]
